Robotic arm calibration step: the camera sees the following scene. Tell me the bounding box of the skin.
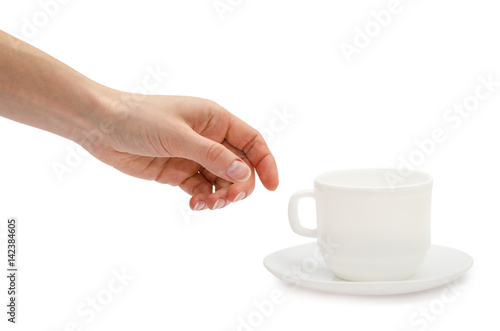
[0,30,279,210]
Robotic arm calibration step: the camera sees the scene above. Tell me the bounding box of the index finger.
[224,112,279,191]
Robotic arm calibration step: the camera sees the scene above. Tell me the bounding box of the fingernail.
[219,199,227,209]
[194,201,205,211]
[233,191,246,203]
[212,198,225,210]
[226,160,251,182]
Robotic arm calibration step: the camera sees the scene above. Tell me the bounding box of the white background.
[0,0,499,330]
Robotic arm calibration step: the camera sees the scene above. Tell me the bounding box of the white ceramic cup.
[288,169,433,281]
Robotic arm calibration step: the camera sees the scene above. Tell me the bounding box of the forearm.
[0,30,111,144]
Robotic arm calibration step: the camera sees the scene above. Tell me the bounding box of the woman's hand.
[0,30,278,210]
[83,92,279,210]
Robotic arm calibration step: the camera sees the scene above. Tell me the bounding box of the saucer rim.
[263,243,473,294]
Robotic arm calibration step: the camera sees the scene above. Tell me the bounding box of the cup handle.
[288,189,317,238]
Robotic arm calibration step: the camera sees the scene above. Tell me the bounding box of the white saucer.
[263,243,473,295]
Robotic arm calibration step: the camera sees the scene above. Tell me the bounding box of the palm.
[89,136,253,199]
[90,147,202,184]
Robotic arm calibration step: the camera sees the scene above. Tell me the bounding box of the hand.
[82,92,279,210]
[0,30,278,208]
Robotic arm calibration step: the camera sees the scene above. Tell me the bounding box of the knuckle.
[202,98,220,110]
[202,99,225,117]
[205,143,226,164]
[242,132,262,153]
[156,174,185,187]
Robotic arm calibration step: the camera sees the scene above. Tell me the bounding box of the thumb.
[178,131,251,183]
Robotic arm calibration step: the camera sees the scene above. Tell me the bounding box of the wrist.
[70,84,127,153]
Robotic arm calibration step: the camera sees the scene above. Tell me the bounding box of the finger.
[179,173,213,210]
[200,168,251,206]
[154,158,201,186]
[181,171,233,210]
[190,179,230,210]
[198,170,231,209]
[176,129,252,184]
[206,187,229,210]
[214,177,231,189]
[199,167,234,189]
[221,140,256,201]
[203,142,256,203]
[199,167,219,185]
[224,113,279,191]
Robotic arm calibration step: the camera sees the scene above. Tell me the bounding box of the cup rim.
[314,168,433,191]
